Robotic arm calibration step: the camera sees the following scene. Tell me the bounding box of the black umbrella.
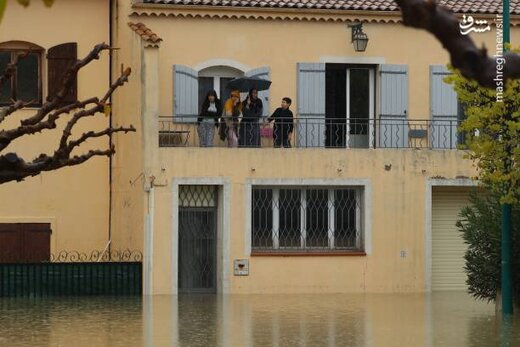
[226,77,272,92]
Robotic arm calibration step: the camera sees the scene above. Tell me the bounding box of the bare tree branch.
[0,98,100,152]
[0,125,134,184]
[21,43,112,127]
[0,147,114,184]
[0,51,28,87]
[57,104,104,152]
[101,67,131,104]
[59,67,131,152]
[395,0,520,88]
[0,100,26,125]
[0,43,135,184]
[67,125,135,154]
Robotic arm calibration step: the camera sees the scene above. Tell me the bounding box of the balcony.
[158,117,463,149]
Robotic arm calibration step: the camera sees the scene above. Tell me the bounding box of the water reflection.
[1,292,519,347]
[0,296,142,347]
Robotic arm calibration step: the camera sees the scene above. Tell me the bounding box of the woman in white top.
[198,90,222,147]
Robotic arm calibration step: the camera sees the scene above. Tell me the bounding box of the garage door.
[432,187,470,291]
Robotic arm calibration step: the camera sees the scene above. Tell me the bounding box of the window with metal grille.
[252,187,364,253]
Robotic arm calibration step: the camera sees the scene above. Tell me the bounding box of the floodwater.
[0,292,519,347]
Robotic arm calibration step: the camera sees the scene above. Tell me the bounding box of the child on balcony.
[267,97,293,148]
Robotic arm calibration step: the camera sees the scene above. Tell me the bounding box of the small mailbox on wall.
[234,259,249,276]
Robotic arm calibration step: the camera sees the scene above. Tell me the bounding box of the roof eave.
[131,2,402,17]
[131,3,520,25]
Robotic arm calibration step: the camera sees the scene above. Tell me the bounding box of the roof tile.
[140,0,520,14]
[128,22,163,43]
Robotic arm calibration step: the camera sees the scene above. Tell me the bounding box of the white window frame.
[345,67,375,148]
[198,66,243,99]
[245,179,372,255]
[0,41,45,106]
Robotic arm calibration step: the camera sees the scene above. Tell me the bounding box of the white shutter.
[296,63,326,147]
[245,67,270,118]
[430,65,458,149]
[173,65,198,122]
[379,64,408,148]
[432,188,470,291]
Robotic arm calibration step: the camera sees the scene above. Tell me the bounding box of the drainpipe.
[107,0,116,256]
[141,38,161,295]
[144,180,154,295]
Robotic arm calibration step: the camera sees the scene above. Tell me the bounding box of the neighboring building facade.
[0,0,115,260]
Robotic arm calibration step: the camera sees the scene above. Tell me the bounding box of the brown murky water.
[0,292,518,347]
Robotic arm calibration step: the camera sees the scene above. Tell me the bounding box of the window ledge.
[250,251,366,257]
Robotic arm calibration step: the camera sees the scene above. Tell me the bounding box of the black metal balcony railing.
[159,116,464,149]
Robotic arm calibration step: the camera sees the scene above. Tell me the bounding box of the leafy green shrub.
[457,189,520,304]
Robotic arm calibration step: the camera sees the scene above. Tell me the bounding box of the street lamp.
[349,22,369,52]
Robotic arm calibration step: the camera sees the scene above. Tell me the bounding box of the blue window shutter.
[430,65,458,149]
[379,64,408,148]
[296,63,326,147]
[245,67,270,117]
[173,65,198,122]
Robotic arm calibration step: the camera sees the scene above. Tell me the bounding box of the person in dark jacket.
[268,97,293,148]
[198,90,222,147]
[238,88,263,147]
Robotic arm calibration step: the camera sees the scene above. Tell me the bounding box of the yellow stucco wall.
[110,4,146,253]
[0,0,111,253]
[146,148,475,294]
[112,3,518,294]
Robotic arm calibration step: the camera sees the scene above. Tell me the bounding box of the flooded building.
[2,0,518,295]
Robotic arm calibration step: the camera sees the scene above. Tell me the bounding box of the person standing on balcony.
[221,90,241,147]
[268,97,293,148]
[239,88,263,147]
[198,90,222,147]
